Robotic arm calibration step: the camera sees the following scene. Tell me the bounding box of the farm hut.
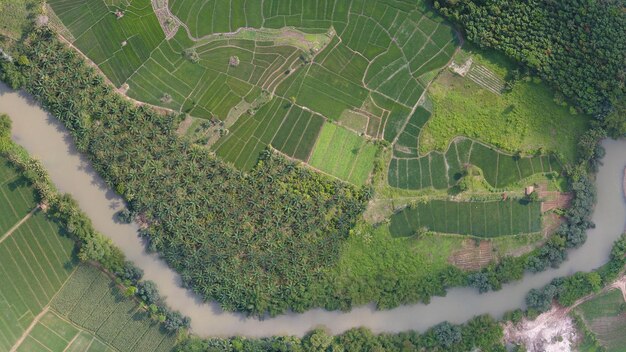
[525,185,535,196]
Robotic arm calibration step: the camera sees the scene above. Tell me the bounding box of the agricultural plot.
[49,0,458,171]
[0,212,76,351]
[16,311,116,352]
[389,199,542,238]
[50,265,177,352]
[0,159,37,234]
[575,289,626,352]
[213,97,325,170]
[308,123,378,185]
[388,137,562,190]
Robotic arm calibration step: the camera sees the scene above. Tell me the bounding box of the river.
[1,82,625,337]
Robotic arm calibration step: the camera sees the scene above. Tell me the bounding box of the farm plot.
[51,265,177,352]
[48,0,164,86]
[388,137,562,190]
[50,0,459,173]
[16,311,116,352]
[575,289,626,352]
[0,212,76,351]
[0,159,37,234]
[213,97,325,170]
[308,123,378,185]
[389,199,542,238]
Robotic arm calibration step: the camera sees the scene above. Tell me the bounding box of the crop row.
[389,199,542,238]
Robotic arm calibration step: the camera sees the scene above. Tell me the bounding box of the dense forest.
[435,0,626,133]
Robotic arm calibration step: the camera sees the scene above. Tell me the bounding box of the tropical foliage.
[176,314,505,352]
[435,0,626,117]
[7,28,368,317]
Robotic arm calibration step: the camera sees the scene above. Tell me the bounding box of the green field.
[575,289,626,352]
[308,123,378,185]
[418,46,590,163]
[388,137,562,190]
[17,310,115,352]
[389,199,542,238]
[0,158,37,234]
[0,155,175,352]
[47,0,458,169]
[50,265,177,352]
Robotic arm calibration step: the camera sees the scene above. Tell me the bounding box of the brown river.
[1,82,625,337]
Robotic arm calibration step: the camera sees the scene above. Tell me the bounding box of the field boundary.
[9,307,49,352]
[0,207,38,245]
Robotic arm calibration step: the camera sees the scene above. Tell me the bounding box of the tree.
[432,322,462,348]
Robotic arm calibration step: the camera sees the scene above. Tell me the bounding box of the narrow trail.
[0,207,38,245]
[10,307,49,352]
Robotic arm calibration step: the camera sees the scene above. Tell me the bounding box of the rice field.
[388,137,563,190]
[389,199,542,238]
[47,0,458,170]
[308,123,378,185]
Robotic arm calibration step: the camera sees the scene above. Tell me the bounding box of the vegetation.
[1,112,189,336]
[575,289,626,352]
[175,314,505,352]
[390,199,541,238]
[7,28,368,317]
[526,233,626,314]
[389,136,562,190]
[0,0,40,39]
[419,46,590,163]
[51,265,178,352]
[435,0,626,118]
[308,122,379,185]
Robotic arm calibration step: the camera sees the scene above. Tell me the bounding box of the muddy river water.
[1,82,625,337]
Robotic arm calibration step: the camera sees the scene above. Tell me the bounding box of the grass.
[575,289,626,352]
[419,45,590,164]
[389,199,542,238]
[0,0,39,40]
[308,123,378,185]
[330,222,464,306]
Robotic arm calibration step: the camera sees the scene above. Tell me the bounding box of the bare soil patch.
[503,306,578,352]
[448,239,493,270]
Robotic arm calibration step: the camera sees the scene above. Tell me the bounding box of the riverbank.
[2,82,625,337]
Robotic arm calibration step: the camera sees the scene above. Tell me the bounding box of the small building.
[525,185,535,196]
[115,10,124,19]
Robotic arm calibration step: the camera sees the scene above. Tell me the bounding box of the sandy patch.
[503,306,578,352]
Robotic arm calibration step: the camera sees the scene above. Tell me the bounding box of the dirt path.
[0,207,38,245]
[10,307,49,352]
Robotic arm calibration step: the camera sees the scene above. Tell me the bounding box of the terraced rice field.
[308,123,378,185]
[389,137,562,190]
[575,289,626,352]
[389,199,542,238]
[48,0,458,170]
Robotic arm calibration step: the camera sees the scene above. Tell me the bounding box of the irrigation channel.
[2,82,625,337]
